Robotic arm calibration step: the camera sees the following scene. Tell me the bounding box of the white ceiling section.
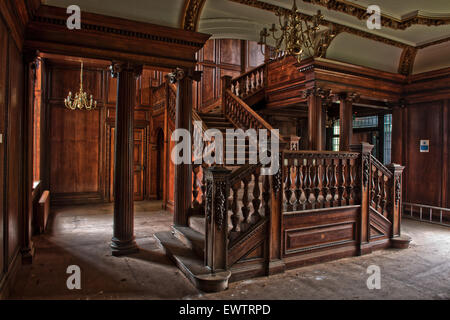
[414,42,450,74]
[326,33,403,73]
[41,0,450,75]
[43,0,185,28]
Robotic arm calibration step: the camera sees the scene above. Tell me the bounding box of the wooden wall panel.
[49,107,101,194]
[195,39,265,111]
[0,16,7,280]
[6,39,24,265]
[246,41,265,70]
[404,102,446,207]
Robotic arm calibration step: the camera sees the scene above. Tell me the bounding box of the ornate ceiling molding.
[398,47,418,76]
[229,0,411,49]
[181,0,207,31]
[302,0,450,30]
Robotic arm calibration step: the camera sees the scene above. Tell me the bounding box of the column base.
[111,238,139,257]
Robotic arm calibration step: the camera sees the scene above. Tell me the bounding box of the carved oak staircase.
[154,65,407,293]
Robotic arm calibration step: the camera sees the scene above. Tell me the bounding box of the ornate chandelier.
[65,62,97,111]
[258,0,336,62]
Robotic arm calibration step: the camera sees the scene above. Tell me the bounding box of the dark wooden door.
[110,127,146,201]
[133,129,145,201]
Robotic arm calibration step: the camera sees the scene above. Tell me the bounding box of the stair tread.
[154,231,208,275]
[154,231,231,292]
[189,215,206,236]
[173,226,205,254]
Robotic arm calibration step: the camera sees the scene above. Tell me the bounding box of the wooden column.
[351,142,374,256]
[21,51,38,264]
[110,62,142,256]
[306,87,329,151]
[339,93,355,152]
[170,68,201,226]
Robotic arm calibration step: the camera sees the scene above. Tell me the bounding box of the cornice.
[229,0,450,51]
[302,0,450,30]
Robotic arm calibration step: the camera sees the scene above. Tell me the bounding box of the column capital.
[339,92,360,103]
[110,62,143,79]
[169,67,202,84]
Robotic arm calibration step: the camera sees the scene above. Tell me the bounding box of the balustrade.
[282,151,359,212]
[230,65,265,99]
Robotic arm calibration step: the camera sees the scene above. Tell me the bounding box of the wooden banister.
[222,88,284,143]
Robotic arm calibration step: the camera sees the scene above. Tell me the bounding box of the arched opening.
[156,128,165,200]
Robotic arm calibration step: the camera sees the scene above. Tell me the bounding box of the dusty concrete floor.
[9,202,450,300]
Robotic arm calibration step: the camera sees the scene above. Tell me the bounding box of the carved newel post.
[170,68,201,226]
[387,164,405,237]
[110,62,143,256]
[350,142,374,256]
[204,167,231,272]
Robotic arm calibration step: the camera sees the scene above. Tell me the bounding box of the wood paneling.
[0,16,7,280]
[49,107,101,194]
[283,207,359,261]
[405,101,445,206]
[7,40,24,265]
[44,60,155,205]
[195,39,265,111]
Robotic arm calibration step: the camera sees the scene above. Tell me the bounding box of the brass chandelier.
[258,0,336,62]
[64,62,97,111]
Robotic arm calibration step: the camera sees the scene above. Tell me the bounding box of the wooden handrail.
[371,154,393,178]
[223,89,284,143]
[231,64,265,84]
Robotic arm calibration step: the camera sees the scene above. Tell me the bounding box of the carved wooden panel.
[50,107,101,194]
[7,40,24,265]
[0,16,7,278]
[283,207,358,257]
[246,41,265,70]
[220,39,241,66]
[133,128,145,201]
[201,65,216,106]
[405,102,444,206]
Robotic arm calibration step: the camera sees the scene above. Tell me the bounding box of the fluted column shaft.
[110,62,142,256]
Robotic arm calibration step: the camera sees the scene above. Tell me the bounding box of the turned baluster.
[370,167,376,206]
[323,158,331,208]
[293,159,302,211]
[252,168,262,222]
[263,172,270,216]
[347,159,355,205]
[200,165,206,210]
[312,159,320,209]
[192,164,200,209]
[284,161,293,212]
[241,176,250,223]
[304,158,312,209]
[230,182,241,235]
[375,170,382,210]
[330,158,338,207]
[339,158,348,206]
[381,175,388,216]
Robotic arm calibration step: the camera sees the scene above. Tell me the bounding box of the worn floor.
[9,201,450,300]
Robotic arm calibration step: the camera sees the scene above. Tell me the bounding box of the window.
[33,59,42,185]
[332,120,340,151]
[384,114,392,164]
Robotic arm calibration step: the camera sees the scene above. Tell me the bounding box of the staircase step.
[154,231,230,292]
[172,226,205,259]
[189,215,206,236]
